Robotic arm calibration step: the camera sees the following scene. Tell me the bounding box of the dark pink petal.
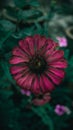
[14,69,29,80]
[47,38,58,50]
[32,76,41,94]
[39,76,46,93]
[49,67,65,78]
[16,73,31,88]
[12,47,29,59]
[44,43,57,60]
[10,66,28,74]
[37,36,47,50]
[33,34,40,48]
[47,50,64,62]
[33,35,47,56]
[41,75,54,92]
[14,72,26,80]
[19,39,31,56]
[17,78,27,87]
[23,73,35,89]
[10,56,28,64]
[52,50,64,56]
[46,72,62,85]
[14,74,26,86]
[25,36,35,55]
[48,59,67,68]
[44,39,58,57]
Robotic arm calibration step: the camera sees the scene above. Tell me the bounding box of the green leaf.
[32,107,54,130]
[0,20,15,31]
[64,49,70,60]
[0,30,14,48]
[29,0,40,7]
[0,90,13,100]
[17,9,42,21]
[14,0,27,8]
[1,61,15,85]
[12,26,35,39]
[14,0,40,8]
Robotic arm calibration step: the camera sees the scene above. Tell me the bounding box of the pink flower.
[57,36,67,47]
[55,104,71,116]
[32,93,51,106]
[55,105,66,116]
[20,89,31,96]
[10,35,67,95]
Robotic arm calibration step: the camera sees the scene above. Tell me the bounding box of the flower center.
[28,56,47,75]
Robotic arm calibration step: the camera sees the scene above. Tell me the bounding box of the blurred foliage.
[0,0,73,130]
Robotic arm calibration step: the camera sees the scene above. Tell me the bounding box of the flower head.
[55,104,66,116]
[55,104,71,116]
[57,36,67,47]
[10,35,67,95]
[32,93,51,106]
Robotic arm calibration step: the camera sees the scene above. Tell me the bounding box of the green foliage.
[14,0,40,8]
[64,49,73,82]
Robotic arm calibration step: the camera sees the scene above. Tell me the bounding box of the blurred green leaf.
[0,20,15,31]
[32,106,54,130]
[14,0,40,8]
[17,9,42,21]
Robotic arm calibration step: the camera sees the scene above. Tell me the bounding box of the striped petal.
[19,39,31,56]
[32,76,41,94]
[25,36,35,55]
[16,73,31,88]
[49,67,65,78]
[46,72,62,85]
[41,75,54,92]
[12,47,29,59]
[23,74,35,89]
[10,56,28,64]
[48,59,67,68]
[10,66,28,74]
[48,50,64,62]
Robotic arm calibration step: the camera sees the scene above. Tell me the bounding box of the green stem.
[32,106,54,130]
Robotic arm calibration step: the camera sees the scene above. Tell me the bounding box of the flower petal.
[10,66,28,74]
[25,36,35,55]
[23,73,35,89]
[20,89,31,96]
[10,56,28,64]
[48,50,64,62]
[46,71,62,85]
[47,38,58,50]
[16,73,31,88]
[44,39,58,57]
[46,50,64,62]
[49,67,65,78]
[37,36,47,50]
[39,76,46,93]
[41,75,54,92]
[33,35,47,55]
[19,39,31,56]
[12,47,29,59]
[32,76,41,94]
[48,59,67,68]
